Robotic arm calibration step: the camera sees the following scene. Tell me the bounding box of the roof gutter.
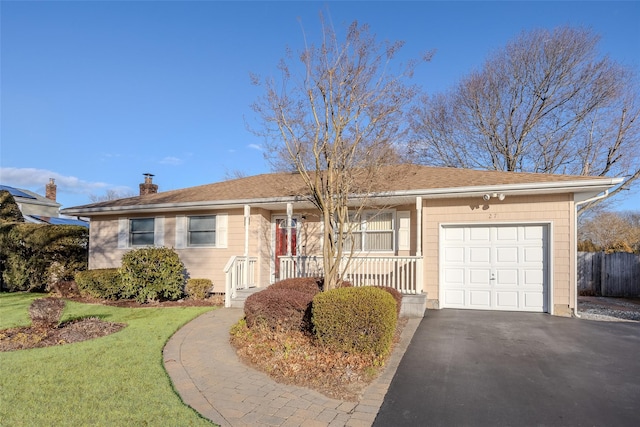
[367,177,624,200]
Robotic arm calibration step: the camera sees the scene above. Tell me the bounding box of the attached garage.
[440,224,549,313]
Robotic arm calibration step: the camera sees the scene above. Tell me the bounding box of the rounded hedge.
[244,277,322,332]
[119,247,185,303]
[185,278,213,300]
[312,286,397,357]
[75,268,122,300]
[373,286,403,317]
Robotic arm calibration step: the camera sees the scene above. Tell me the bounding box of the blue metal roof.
[29,215,89,228]
[0,184,37,200]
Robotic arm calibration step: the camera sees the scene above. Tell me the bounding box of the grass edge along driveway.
[0,293,216,426]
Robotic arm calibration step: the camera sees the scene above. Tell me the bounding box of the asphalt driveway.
[374,310,640,427]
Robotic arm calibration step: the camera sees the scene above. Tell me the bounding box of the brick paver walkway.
[163,308,420,427]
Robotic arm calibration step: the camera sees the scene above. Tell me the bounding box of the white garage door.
[441,224,548,312]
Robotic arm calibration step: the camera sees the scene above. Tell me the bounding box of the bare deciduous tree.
[409,26,640,213]
[89,189,135,203]
[579,210,640,253]
[251,19,429,290]
[223,169,248,181]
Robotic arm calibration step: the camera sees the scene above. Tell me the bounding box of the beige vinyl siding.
[422,194,574,315]
[174,209,243,292]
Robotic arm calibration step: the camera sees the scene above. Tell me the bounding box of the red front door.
[275,218,296,279]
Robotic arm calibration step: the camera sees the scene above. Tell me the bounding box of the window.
[345,211,394,252]
[188,215,216,246]
[130,218,155,246]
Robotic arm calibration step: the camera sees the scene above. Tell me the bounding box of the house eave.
[61,177,623,216]
[61,196,306,216]
[374,177,624,201]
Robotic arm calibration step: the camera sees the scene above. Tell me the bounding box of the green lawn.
[0,293,216,426]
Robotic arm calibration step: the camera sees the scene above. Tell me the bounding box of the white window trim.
[118,217,164,248]
[398,211,410,251]
[345,210,396,253]
[176,213,227,249]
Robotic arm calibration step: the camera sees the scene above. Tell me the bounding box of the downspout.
[416,197,423,295]
[416,197,423,257]
[573,190,609,318]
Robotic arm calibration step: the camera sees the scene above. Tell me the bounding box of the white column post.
[416,197,423,257]
[244,205,250,258]
[286,203,293,256]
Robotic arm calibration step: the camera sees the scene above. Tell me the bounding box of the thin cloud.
[248,144,263,151]
[0,167,117,196]
[159,156,184,165]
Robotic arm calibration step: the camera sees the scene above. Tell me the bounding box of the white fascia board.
[61,196,305,216]
[367,177,624,200]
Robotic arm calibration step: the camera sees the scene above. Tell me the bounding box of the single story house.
[61,165,621,317]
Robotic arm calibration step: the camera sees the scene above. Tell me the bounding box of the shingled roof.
[62,164,620,214]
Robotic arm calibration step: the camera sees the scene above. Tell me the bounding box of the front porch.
[224,254,427,316]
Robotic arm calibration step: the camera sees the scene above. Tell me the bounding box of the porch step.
[230,287,263,309]
[400,293,427,318]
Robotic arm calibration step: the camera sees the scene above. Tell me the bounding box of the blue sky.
[1,1,639,211]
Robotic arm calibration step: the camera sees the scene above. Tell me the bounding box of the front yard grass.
[0,292,215,426]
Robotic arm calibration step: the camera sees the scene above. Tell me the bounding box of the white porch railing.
[224,256,258,307]
[279,255,423,294]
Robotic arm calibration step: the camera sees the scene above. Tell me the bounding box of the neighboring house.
[61,165,621,317]
[0,179,88,227]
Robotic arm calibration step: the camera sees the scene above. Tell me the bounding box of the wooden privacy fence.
[578,252,640,297]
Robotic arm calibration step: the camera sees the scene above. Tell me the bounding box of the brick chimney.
[45,178,57,201]
[139,173,158,196]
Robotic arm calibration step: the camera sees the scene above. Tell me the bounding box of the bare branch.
[252,18,428,289]
[409,26,640,213]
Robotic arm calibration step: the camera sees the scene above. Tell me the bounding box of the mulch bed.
[0,318,126,352]
[230,317,408,402]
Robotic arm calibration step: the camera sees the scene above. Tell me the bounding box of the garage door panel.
[444,268,464,284]
[524,269,543,285]
[442,224,548,313]
[469,269,490,285]
[469,227,490,241]
[444,227,464,241]
[524,226,544,240]
[444,247,465,263]
[496,247,518,263]
[523,292,544,310]
[495,291,519,309]
[524,247,544,262]
[444,289,465,306]
[470,247,490,263]
[496,226,518,241]
[469,290,491,308]
[496,269,518,285]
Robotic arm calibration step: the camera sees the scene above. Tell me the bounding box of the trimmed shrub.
[75,269,122,300]
[269,277,323,294]
[312,286,397,357]
[185,278,213,300]
[244,278,322,332]
[29,297,65,329]
[49,280,80,298]
[374,286,403,317]
[119,247,185,303]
